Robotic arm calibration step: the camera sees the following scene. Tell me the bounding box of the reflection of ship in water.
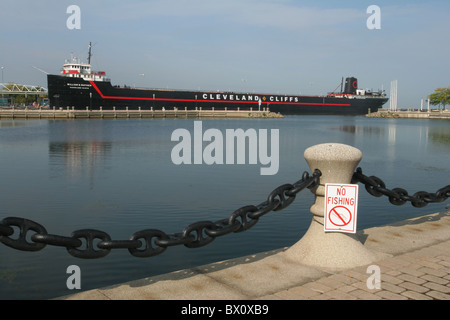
[49,141,112,181]
[330,124,387,151]
[48,118,112,183]
[332,125,385,136]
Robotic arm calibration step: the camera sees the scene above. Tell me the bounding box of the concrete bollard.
[284,143,379,270]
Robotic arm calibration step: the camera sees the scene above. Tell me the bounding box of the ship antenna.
[88,42,92,65]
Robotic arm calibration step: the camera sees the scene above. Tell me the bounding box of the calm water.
[0,115,448,299]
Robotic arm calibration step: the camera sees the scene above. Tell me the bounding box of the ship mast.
[88,42,92,65]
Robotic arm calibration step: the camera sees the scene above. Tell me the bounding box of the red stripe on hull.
[89,81,350,107]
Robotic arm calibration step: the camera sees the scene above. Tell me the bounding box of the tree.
[428,87,450,110]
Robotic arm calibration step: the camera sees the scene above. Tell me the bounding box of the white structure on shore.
[389,80,398,111]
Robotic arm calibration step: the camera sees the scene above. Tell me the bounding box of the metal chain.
[0,170,321,259]
[2,168,447,259]
[352,167,450,208]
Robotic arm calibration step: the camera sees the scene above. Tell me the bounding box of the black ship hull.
[47,75,388,115]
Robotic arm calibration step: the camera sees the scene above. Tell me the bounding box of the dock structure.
[0,107,282,120]
[367,108,450,119]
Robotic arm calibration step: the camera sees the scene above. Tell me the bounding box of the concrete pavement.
[59,209,450,300]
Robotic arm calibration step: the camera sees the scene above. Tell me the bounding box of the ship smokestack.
[344,77,357,94]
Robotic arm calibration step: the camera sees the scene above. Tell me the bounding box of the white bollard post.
[284,143,379,270]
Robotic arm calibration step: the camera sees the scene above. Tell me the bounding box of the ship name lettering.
[202,93,261,102]
[270,96,298,103]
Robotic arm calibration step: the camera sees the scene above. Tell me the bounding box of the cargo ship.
[47,44,388,115]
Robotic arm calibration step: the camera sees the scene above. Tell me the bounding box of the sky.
[1,0,449,108]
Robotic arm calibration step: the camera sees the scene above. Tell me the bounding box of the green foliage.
[428,87,450,109]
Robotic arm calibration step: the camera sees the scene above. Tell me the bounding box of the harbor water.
[0,115,448,300]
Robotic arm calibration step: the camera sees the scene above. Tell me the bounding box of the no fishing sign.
[324,184,359,233]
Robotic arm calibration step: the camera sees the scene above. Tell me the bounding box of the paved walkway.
[61,210,450,300]
[268,239,450,300]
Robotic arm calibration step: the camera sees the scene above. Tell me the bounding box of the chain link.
[2,168,447,259]
[352,167,450,208]
[0,170,321,259]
